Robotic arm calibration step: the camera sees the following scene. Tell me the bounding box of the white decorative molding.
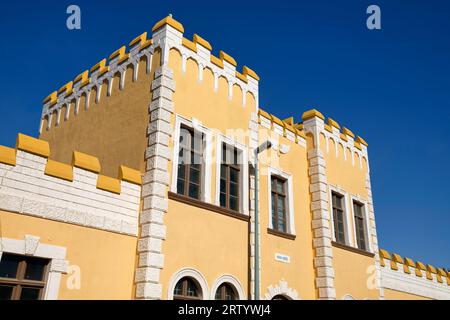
[264,279,299,300]
[0,236,68,300]
[380,265,450,300]
[342,294,356,300]
[167,268,210,300]
[0,152,141,236]
[321,128,367,170]
[210,274,246,300]
[24,235,40,255]
[303,115,336,300]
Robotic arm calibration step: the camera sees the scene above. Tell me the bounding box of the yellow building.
[0,15,449,300]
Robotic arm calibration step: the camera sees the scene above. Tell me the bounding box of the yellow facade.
[0,15,448,301]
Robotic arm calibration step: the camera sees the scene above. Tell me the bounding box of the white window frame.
[0,236,68,300]
[267,167,296,235]
[350,195,373,253]
[171,115,213,203]
[210,274,246,300]
[167,267,209,300]
[328,185,353,247]
[214,134,249,215]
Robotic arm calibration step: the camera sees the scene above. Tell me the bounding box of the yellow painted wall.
[0,210,137,300]
[160,200,249,299]
[168,49,256,136]
[159,48,257,299]
[258,129,317,299]
[39,51,161,177]
[332,245,378,299]
[317,133,377,299]
[383,288,431,300]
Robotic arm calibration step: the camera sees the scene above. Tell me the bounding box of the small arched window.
[173,277,202,300]
[214,283,238,300]
[272,294,290,300]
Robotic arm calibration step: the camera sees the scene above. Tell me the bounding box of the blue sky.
[0,1,449,267]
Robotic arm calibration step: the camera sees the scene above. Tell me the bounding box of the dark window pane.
[230,182,238,197]
[189,183,200,199]
[0,254,20,279]
[24,258,47,281]
[271,177,277,190]
[178,164,186,178]
[220,193,227,208]
[230,168,239,183]
[177,178,185,195]
[20,287,40,300]
[271,193,276,216]
[220,179,226,193]
[186,279,198,297]
[174,281,183,296]
[229,196,239,211]
[0,285,13,300]
[190,167,200,184]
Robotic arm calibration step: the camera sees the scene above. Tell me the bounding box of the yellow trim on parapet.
[327,118,340,130]
[220,51,237,67]
[182,37,197,53]
[193,34,212,51]
[356,136,368,147]
[72,151,101,173]
[0,146,16,166]
[129,32,148,47]
[152,15,185,33]
[302,109,325,121]
[235,71,248,83]
[119,165,142,185]
[97,175,121,194]
[210,55,224,68]
[243,66,260,81]
[74,70,90,88]
[58,81,73,97]
[43,91,57,106]
[109,46,129,64]
[342,127,355,138]
[45,159,74,182]
[16,133,50,158]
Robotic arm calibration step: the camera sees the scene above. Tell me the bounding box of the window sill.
[331,241,375,258]
[267,228,296,240]
[168,192,250,222]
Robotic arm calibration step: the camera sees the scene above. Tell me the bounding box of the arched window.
[272,294,290,300]
[214,283,238,300]
[173,277,202,300]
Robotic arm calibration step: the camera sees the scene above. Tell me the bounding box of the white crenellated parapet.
[379,250,450,300]
[40,32,156,134]
[0,145,141,236]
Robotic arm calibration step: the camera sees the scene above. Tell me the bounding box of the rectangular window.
[177,125,204,200]
[219,143,241,212]
[0,254,49,300]
[271,176,287,233]
[332,192,346,244]
[353,201,367,251]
